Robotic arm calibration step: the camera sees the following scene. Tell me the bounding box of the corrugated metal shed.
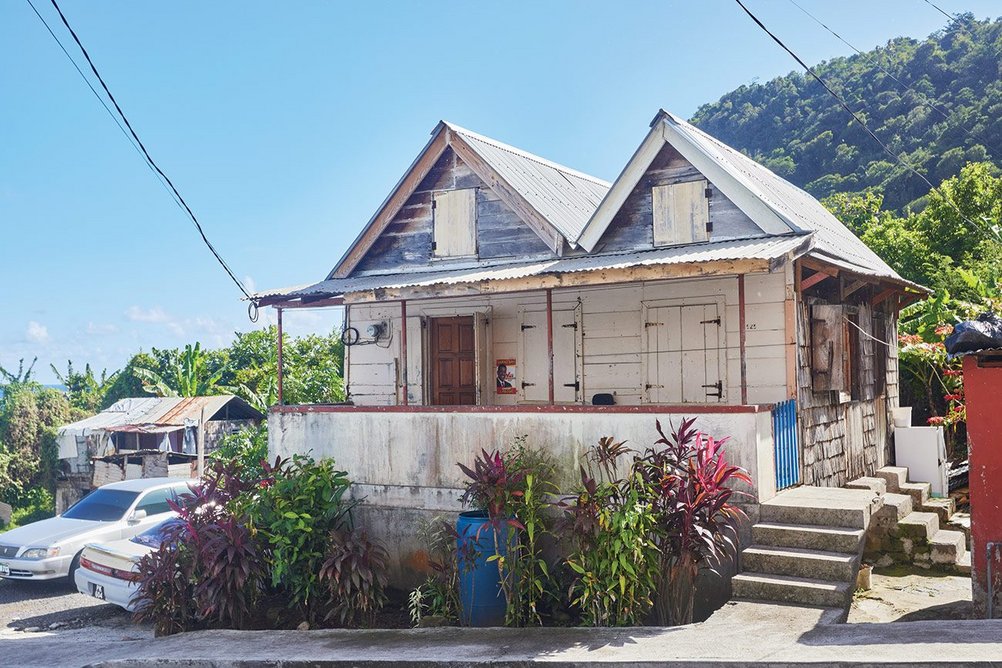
[445,123,610,244]
[254,235,811,302]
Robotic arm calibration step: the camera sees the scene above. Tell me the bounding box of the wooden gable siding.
[353,147,552,275]
[594,144,763,254]
[344,272,790,408]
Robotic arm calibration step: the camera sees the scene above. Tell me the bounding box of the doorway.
[430,316,477,405]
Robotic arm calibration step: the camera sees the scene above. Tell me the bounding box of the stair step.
[760,487,880,530]
[741,545,860,581]
[899,481,931,506]
[732,572,852,608]
[879,493,914,520]
[954,552,972,575]
[846,476,887,495]
[898,511,940,542]
[929,529,967,565]
[752,522,865,554]
[921,497,956,525]
[875,466,908,494]
[948,512,971,547]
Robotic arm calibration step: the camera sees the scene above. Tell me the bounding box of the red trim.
[400,300,408,406]
[546,288,554,404]
[271,403,770,415]
[738,275,748,405]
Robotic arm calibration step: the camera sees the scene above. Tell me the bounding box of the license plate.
[91,583,105,600]
[0,563,9,576]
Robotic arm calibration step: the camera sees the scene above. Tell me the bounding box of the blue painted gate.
[772,399,801,490]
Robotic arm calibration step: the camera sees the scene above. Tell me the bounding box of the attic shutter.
[652,180,709,247]
[433,189,477,257]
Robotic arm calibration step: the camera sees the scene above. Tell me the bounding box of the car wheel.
[67,551,82,583]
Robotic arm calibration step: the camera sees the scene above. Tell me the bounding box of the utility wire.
[39,0,253,301]
[787,0,982,142]
[733,0,994,241]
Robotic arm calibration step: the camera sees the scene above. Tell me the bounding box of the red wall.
[963,354,1002,617]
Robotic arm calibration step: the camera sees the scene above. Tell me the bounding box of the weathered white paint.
[652,180,709,246]
[344,272,790,408]
[432,188,477,258]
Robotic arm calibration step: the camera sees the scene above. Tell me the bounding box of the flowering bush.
[898,328,965,457]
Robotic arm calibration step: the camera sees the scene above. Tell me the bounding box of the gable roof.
[329,122,610,279]
[576,109,902,282]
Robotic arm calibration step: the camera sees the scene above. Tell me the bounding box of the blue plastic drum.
[456,510,507,626]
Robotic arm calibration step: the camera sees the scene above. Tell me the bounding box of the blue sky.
[1,1,997,383]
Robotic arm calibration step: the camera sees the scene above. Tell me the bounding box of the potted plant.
[456,449,523,626]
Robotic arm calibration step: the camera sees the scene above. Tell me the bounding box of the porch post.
[400,299,408,405]
[738,275,748,405]
[276,307,284,406]
[546,288,554,404]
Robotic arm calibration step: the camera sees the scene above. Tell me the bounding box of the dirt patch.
[848,564,972,623]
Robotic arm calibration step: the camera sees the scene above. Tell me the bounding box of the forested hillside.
[691,14,1002,210]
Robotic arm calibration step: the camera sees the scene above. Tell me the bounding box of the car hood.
[0,516,101,548]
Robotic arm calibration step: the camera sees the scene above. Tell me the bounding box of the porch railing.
[772,399,800,490]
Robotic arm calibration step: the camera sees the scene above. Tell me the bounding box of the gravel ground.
[0,575,138,632]
[848,565,972,623]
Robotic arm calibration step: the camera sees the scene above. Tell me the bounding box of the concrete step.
[760,487,881,530]
[752,522,865,555]
[948,512,971,547]
[929,529,967,565]
[846,477,887,495]
[954,551,972,575]
[741,545,860,581]
[921,496,956,525]
[898,511,940,542]
[732,572,853,608]
[875,466,908,494]
[876,493,913,521]
[899,481,931,507]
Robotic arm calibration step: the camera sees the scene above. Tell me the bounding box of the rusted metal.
[277,307,284,406]
[400,300,408,406]
[738,275,748,405]
[546,288,554,404]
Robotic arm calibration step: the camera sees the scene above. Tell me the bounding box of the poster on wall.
[496,358,516,394]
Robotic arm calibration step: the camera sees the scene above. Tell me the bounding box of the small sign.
[495,358,516,394]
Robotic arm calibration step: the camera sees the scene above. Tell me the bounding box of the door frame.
[516,302,584,405]
[419,306,492,405]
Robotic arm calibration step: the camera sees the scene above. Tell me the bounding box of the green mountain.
[690,14,1002,211]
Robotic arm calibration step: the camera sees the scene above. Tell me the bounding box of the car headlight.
[20,547,60,560]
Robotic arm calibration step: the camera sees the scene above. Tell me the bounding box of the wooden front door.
[430,316,477,405]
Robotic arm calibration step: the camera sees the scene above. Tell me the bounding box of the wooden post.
[546,288,555,404]
[400,300,408,406]
[197,404,207,479]
[738,275,748,405]
[276,307,284,406]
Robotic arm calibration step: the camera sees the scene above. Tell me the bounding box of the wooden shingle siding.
[354,148,551,275]
[595,144,765,254]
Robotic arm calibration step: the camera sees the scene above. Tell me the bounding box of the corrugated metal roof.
[254,235,811,301]
[446,123,610,244]
[656,110,901,281]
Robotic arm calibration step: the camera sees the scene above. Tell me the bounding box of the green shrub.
[212,423,269,482]
[6,488,55,529]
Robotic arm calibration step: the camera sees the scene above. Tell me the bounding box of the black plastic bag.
[945,312,1002,356]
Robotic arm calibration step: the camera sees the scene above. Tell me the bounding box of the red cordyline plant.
[636,418,751,626]
[318,527,390,628]
[458,449,525,532]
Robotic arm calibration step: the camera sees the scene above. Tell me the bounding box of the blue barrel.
[456,510,507,626]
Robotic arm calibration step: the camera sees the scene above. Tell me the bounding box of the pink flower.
[944,393,964,401]
[928,416,945,426]
[935,324,954,337]
[944,369,963,377]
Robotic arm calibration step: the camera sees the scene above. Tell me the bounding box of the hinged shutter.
[433,189,477,257]
[811,304,847,392]
[652,180,710,247]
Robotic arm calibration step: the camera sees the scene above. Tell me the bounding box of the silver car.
[0,477,192,581]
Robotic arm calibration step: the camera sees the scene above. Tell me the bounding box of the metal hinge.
[705,187,712,199]
[521,324,536,331]
[700,317,722,326]
[703,380,723,398]
[563,381,580,390]
[645,383,663,390]
[521,381,536,389]
[562,322,578,330]
[706,221,714,233]
[645,321,663,327]
[431,241,437,250]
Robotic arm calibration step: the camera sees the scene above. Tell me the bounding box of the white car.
[0,477,191,581]
[75,517,183,611]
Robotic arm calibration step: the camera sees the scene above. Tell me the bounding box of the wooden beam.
[449,132,564,255]
[738,275,748,405]
[331,128,449,278]
[841,278,869,300]
[341,257,771,304]
[799,256,840,277]
[799,270,832,291]
[897,292,923,311]
[276,307,284,406]
[871,287,897,306]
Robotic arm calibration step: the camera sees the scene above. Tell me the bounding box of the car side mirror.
[128,509,148,525]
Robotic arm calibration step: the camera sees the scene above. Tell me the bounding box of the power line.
[37,0,252,300]
[787,0,982,142]
[733,0,994,241]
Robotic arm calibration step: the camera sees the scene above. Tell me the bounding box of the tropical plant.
[408,517,461,626]
[212,423,270,483]
[0,357,38,387]
[49,361,118,415]
[133,342,226,397]
[132,525,197,636]
[318,526,389,627]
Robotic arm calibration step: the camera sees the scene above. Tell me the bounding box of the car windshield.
[130,518,184,549]
[62,489,140,522]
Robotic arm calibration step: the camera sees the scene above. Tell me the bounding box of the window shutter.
[433,189,477,257]
[652,180,709,246]
[811,304,847,392]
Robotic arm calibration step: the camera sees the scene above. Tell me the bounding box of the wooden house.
[256,110,925,581]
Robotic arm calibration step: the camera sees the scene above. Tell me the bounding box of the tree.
[50,361,118,415]
[133,342,226,397]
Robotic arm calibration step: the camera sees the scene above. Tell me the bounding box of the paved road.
[0,576,125,631]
